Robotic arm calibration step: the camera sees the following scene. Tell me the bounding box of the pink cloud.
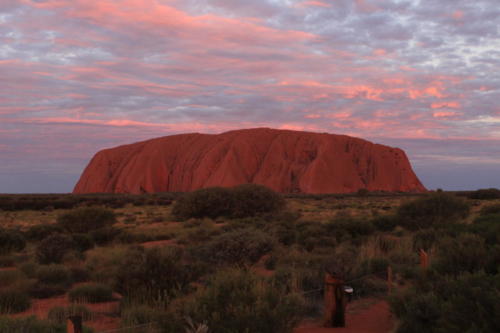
[433,111,458,118]
[431,101,461,109]
[296,1,332,8]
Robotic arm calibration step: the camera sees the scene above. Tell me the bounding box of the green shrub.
[0,316,66,333]
[36,265,72,286]
[396,192,470,230]
[58,207,116,233]
[172,187,233,220]
[433,234,487,276]
[0,270,27,288]
[18,261,39,278]
[469,214,500,245]
[120,304,163,328]
[0,290,31,314]
[0,228,26,255]
[70,266,90,283]
[25,224,65,241]
[372,214,398,231]
[166,269,305,333]
[391,272,500,333]
[36,234,75,264]
[468,188,500,200]
[229,184,285,218]
[29,283,67,299]
[68,283,113,303]
[90,227,120,245]
[197,228,274,268]
[115,247,193,301]
[479,204,500,216]
[325,217,374,242]
[172,185,285,220]
[48,305,92,324]
[72,233,94,252]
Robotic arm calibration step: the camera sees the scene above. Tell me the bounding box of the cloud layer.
[1,0,499,192]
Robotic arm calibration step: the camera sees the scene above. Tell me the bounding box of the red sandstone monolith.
[74,128,426,194]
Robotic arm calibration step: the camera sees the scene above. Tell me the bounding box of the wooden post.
[323,273,347,327]
[419,249,429,269]
[387,266,393,294]
[67,316,82,333]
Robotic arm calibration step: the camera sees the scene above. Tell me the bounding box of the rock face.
[73,128,426,194]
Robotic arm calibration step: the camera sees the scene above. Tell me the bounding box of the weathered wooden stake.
[323,273,347,328]
[67,315,82,333]
[419,249,429,269]
[387,265,393,294]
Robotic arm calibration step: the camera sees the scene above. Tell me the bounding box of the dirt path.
[294,299,394,333]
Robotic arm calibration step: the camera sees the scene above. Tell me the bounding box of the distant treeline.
[0,193,178,211]
[0,188,497,211]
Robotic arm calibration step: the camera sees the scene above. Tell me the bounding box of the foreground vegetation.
[0,187,498,332]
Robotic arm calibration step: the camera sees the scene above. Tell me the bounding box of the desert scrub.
[115,246,194,302]
[48,304,93,324]
[0,316,67,333]
[120,304,163,328]
[166,269,305,333]
[396,192,470,230]
[172,184,285,220]
[36,234,76,264]
[29,264,73,298]
[195,228,274,268]
[468,188,500,200]
[69,283,113,303]
[0,228,26,255]
[0,290,31,314]
[24,224,64,241]
[58,206,116,233]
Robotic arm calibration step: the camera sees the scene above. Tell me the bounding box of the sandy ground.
[294,299,394,333]
[13,293,122,332]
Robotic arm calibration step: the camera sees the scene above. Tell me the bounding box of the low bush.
[230,184,285,218]
[120,304,163,328]
[0,290,31,314]
[433,233,487,276]
[72,233,94,252]
[36,265,72,286]
[90,227,121,245]
[469,214,500,245]
[390,272,500,333]
[36,234,75,264]
[372,215,398,232]
[479,203,500,216]
[48,305,92,324]
[325,217,375,242]
[172,187,233,220]
[0,316,66,333]
[396,192,470,230]
[468,188,500,200]
[58,207,116,233]
[197,228,274,268]
[25,224,65,242]
[69,283,114,303]
[0,228,26,255]
[172,185,285,220]
[115,247,193,301]
[166,269,305,333]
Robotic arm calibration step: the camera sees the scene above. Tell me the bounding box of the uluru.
[73,128,426,194]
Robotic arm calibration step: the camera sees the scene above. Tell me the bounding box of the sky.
[1,0,499,193]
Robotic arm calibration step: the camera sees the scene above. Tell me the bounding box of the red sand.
[74,128,425,194]
[294,299,394,333]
